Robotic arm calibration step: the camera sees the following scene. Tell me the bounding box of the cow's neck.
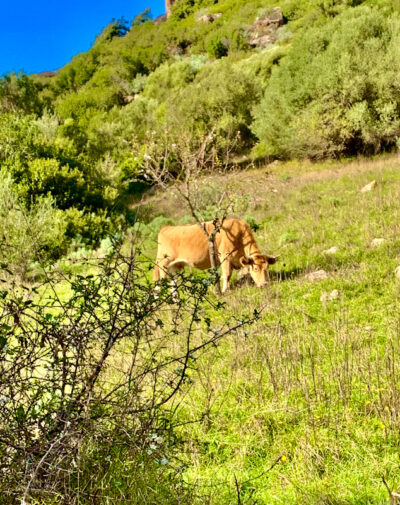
[243,228,261,257]
[245,244,261,257]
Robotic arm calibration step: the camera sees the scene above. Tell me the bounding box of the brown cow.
[153,218,278,293]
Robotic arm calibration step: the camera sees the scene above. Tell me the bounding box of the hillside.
[3,154,400,503]
[2,1,400,503]
[145,154,400,504]
[3,0,400,274]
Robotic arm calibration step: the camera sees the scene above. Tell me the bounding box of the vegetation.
[3,0,400,269]
[2,0,400,502]
[145,155,400,504]
[0,245,256,503]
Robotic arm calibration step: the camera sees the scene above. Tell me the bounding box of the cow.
[153,218,278,293]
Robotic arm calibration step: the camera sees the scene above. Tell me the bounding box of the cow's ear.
[254,254,268,263]
[240,256,254,266]
[266,254,279,265]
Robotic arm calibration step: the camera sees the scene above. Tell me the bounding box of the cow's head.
[240,254,278,287]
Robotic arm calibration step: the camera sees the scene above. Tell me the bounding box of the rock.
[395,266,400,280]
[320,289,340,303]
[360,180,377,193]
[198,12,222,23]
[323,246,339,255]
[166,0,175,17]
[364,325,373,331]
[269,160,280,167]
[329,289,340,300]
[154,13,167,25]
[122,93,139,104]
[306,270,328,281]
[35,70,58,77]
[247,7,284,48]
[248,34,277,47]
[371,238,386,248]
[320,292,329,303]
[271,188,279,193]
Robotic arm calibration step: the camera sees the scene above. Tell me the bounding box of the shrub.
[252,5,400,158]
[206,35,229,58]
[0,246,256,503]
[25,158,85,209]
[142,57,206,102]
[0,72,44,115]
[0,171,67,277]
[167,59,261,152]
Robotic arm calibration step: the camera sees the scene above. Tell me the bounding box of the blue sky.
[0,0,166,75]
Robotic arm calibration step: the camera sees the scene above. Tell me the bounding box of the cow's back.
[157,224,211,268]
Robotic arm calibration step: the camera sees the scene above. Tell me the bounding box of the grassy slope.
[143,155,400,504]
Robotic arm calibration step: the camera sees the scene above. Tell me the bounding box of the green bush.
[167,58,261,151]
[0,171,67,277]
[0,72,44,115]
[25,158,85,209]
[252,5,400,158]
[206,35,229,58]
[143,57,207,101]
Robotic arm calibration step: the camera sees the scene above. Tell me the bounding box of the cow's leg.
[154,256,172,299]
[220,261,232,294]
[155,255,172,280]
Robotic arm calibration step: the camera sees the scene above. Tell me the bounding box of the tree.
[138,126,246,293]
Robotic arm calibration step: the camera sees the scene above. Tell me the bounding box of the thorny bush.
[0,245,258,504]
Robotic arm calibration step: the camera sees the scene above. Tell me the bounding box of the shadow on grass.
[230,265,305,289]
[270,266,305,282]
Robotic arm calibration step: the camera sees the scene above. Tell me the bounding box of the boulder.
[122,94,139,104]
[166,0,175,17]
[154,13,167,25]
[198,12,222,23]
[371,238,386,248]
[320,289,340,303]
[360,180,377,193]
[247,7,284,48]
[306,270,328,281]
[323,246,339,255]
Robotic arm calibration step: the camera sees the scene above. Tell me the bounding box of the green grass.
[140,155,400,504]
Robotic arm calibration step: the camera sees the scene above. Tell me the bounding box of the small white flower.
[32,426,40,440]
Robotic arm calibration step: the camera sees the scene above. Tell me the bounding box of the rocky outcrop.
[305,270,328,281]
[247,7,284,48]
[166,0,176,17]
[35,70,58,78]
[198,12,223,23]
[154,13,167,25]
[122,94,139,104]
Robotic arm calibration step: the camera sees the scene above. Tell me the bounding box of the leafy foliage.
[2,0,400,266]
[252,5,400,158]
[0,171,67,277]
